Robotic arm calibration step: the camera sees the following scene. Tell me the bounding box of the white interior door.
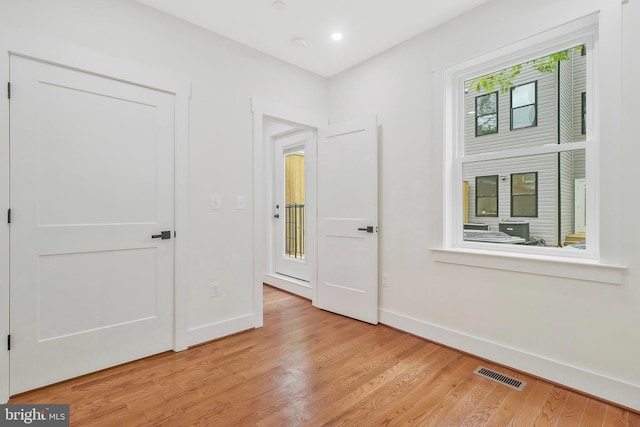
[9,55,175,394]
[317,118,378,324]
[274,132,312,282]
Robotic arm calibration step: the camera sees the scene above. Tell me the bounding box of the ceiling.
[135,0,489,78]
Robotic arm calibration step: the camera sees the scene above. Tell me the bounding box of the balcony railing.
[285,203,305,259]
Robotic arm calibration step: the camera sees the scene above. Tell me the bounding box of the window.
[475,92,498,136]
[459,41,590,250]
[511,172,537,217]
[511,81,537,130]
[475,175,498,217]
[436,11,626,283]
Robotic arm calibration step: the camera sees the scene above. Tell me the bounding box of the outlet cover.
[210,281,221,297]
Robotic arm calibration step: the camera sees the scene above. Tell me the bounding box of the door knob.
[152,231,171,240]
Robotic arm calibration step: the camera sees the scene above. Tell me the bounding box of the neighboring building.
[463,48,586,246]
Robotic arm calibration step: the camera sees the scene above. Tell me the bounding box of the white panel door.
[9,55,175,394]
[317,118,378,324]
[274,132,312,282]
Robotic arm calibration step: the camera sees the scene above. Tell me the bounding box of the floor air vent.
[474,366,526,391]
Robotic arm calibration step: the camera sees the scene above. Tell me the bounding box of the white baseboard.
[264,274,313,300]
[185,314,256,348]
[379,308,640,412]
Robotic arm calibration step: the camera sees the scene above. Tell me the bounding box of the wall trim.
[185,314,256,348]
[264,274,313,300]
[379,308,640,412]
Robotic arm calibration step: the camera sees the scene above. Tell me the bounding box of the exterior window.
[511,81,537,129]
[511,172,537,217]
[462,43,588,249]
[475,175,498,217]
[581,92,586,135]
[475,92,498,136]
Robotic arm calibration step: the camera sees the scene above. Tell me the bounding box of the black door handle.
[357,226,375,233]
[152,231,171,240]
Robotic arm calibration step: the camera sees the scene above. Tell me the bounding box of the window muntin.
[511,82,537,130]
[475,175,498,217]
[511,172,537,217]
[475,92,498,136]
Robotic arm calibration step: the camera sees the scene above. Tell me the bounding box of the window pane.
[511,172,537,217]
[463,150,585,247]
[512,195,537,216]
[284,148,305,259]
[476,92,497,115]
[476,114,497,136]
[512,105,536,129]
[465,46,585,156]
[475,175,498,217]
[512,82,535,108]
[477,197,498,216]
[512,172,537,195]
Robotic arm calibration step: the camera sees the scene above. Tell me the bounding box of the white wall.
[0,0,327,361]
[329,0,640,411]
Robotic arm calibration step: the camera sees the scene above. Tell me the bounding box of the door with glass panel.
[274,132,313,281]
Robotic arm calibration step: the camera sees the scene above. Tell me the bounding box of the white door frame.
[251,98,326,325]
[0,27,191,403]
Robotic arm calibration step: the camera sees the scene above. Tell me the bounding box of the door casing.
[252,99,326,321]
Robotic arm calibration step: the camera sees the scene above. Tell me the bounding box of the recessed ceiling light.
[291,37,307,48]
[272,0,286,10]
[331,32,344,41]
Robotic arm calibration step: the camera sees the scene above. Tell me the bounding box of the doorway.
[262,117,317,298]
[251,99,379,328]
[274,131,314,282]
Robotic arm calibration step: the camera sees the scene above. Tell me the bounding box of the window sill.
[430,247,626,285]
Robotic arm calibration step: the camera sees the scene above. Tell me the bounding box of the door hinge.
[7,335,10,351]
[7,208,11,224]
[7,82,10,99]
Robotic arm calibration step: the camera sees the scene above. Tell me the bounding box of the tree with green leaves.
[468,46,583,94]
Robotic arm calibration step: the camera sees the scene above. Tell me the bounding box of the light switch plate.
[211,194,221,210]
[236,195,246,210]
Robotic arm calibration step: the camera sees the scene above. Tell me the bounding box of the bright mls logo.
[0,405,69,426]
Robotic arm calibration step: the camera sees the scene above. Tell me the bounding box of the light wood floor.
[10,285,640,426]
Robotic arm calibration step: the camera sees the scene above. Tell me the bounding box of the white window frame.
[432,12,626,285]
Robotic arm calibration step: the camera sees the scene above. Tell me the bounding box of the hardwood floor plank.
[603,405,631,427]
[557,392,590,427]
[534,387,571,426]
[8,285,638,426]
[579,398,608,427]
[459,375,513,426]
